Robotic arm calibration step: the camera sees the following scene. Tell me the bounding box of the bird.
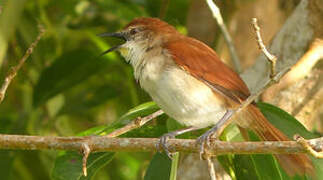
[99,17,314,177]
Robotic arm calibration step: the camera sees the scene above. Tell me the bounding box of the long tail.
[245,105,315,178]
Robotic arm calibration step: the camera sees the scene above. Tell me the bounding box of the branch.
[236,18,293,108]
[251,18,277,78]
[206,157,216,180]
[241,0,315,92]
[81,143,90,176]
[0,134,322,156]
[0,24,45,103]
[205,0,241,73]
[295,135,323,158]
[236,17,290,112]
[105,110,164,137]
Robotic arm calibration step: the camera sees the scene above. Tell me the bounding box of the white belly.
[140,63,226,128]
[123,42,226,128]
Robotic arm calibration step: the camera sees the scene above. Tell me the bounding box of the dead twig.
[206,156,216,180]
[0,24,45,103]
[81,143,91,176]
[251,18,277,78]
[294,135,323,159]
[105,110,164,137]
[205,0,241,73]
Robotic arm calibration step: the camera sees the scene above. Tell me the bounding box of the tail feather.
[246,105,315,178]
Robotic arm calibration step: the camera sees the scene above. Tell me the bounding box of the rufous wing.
[165,36,250,103]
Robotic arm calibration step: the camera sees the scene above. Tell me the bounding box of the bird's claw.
[197,131,214,160]
[156,134,176,159]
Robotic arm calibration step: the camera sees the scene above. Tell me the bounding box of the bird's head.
[99,17,178,59]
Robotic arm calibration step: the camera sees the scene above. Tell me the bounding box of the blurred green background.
[0,0,192,179]
[0,0,322,180]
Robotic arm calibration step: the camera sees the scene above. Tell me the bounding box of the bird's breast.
[138,55,227,128]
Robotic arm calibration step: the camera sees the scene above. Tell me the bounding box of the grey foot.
[196,129,215,160]
[156,133,176,159]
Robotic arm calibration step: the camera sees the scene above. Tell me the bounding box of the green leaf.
[248,132,283,180]
[170,152,179,180]
[76,125,108,136]
[257,102,315,139]
[144,153,172,180]
[119,101,160,122]
[33,49,111,107]
[60,84,118,115]
[217,155,236,179]
[121,124,168,138]
[0,150,14,180]
[0,0,27,66]
[166,118,184,132]
[232,155,260,180]
[52,152,114,180]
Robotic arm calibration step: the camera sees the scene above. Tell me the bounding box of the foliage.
[0,0,321,180]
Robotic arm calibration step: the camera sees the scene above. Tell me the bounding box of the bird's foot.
[156,133,176,159]
[196,129,216,160]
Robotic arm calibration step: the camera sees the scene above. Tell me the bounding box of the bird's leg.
[157,126,201,159]
[197,109,235,159]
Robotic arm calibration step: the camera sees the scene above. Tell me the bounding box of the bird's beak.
[98,32,126,56]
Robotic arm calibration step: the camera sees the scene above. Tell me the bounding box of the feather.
[165,36,250,104]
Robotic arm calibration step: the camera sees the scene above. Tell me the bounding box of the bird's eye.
[130,28,139,35]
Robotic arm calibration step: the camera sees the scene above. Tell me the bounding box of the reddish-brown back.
[165,36,250,104]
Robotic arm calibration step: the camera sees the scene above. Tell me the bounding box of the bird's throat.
[119,47,129,59]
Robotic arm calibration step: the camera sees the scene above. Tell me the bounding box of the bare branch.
[251,18,277,78]
[105,110,164,137]
[0,134,322,156]
[206,157,216,180]
[294,135,323,158]
[0,24,45,103]
[236,18,290,109]
[205,0,241,73]
[81,143,91,176]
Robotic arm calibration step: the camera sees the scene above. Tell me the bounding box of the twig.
[237,18,290,108]
[81,143,91,176]
[206,157,216,180]
[205,0,241,73]
[294,135,323,158]
[0,24,45,103]
[251,18,277,78]
[0,134,322,155]
[105,110,164,137]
